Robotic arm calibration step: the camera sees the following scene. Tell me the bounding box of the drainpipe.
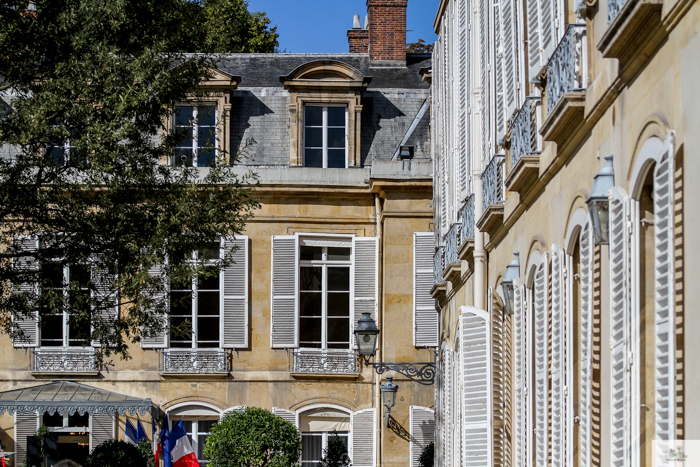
[374,190,384,467]
[473,158,486,310]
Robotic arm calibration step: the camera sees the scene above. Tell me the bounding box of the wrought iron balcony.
[608,0,627,23]
[510,97,542,167]
[481,155,505,212]
[292,349,358,374]
[459,195,475,243]
[161,348,228,374]
[444,222,462,265]
[546,24,587,116]
[32,347,97,373]
[433,246,445,284]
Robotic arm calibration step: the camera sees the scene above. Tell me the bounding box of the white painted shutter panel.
[90,413,115,450]
[565,252,575,467]
[579,221,594,467]
[221,236,248,349]
[351,408,376,467]
[502,0,519,117]
[91,265,119,347]
[550,244,565,467]
[654,132,676,442]
[608,187,631,467]
[526,0,542,80]
[272,407,298,428]
[533,255,548,467]
[458,0,469,199]
[443,349,452,466]
[512,279,526,467]
[223,405,247,416]
[353,237,378,348]
[15,412,38,467]
[410,406,435,467]
[539,0,557,63]
[460,306,492,467]
[12,236,39,347]
[270,235,298,348]
[414,233,438,347]
[141,262,167,348]
[480,0,491,159]
[494,0,506,141]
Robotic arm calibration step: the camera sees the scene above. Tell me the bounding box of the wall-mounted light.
[354,312,380,365]
[380,376,399,426]
[500,252,520,315]
[587,154,615,245]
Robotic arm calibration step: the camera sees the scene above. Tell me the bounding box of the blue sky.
[249,0,439,53]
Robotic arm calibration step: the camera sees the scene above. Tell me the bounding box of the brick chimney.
[347,14,369,53]
[367,0,407,63]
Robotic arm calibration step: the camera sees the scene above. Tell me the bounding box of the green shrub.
[419,442,434,467]
[85,439,148,467]
[318,432,351,467]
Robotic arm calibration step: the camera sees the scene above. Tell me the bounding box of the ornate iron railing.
[444,222,462,265]
[510,97,542,167]
[481,155,506,212]
[546,24,587,115]
[608,0,628,23]
[292,349,358,374]
[161,348,228,373]
[433,247,445,284]
[460,195,475,243]
[33,347,97,372]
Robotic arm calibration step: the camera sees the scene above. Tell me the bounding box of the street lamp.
[500,252,520,315]
[380,376,399,426]
[587,154,615,245]
[354,312,380,365]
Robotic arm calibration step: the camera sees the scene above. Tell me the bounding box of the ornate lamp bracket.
[368,362,436,385]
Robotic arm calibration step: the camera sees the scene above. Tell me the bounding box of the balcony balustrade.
[511,97,542,167]
[546,24,587,116]
[481,155,505,212]
[161,348,228,374]
[292,349,358,374]
[433,247,445,285]
[608,0,627,23]
[459,195,475,244]
[444,222,462,266]
[32,347,97,373]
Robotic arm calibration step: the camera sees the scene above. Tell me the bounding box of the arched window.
[298,407,351,467]
[167,403,223,467]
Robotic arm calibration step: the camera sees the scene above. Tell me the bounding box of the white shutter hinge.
[629,352,634,367]
[564,386,569,397]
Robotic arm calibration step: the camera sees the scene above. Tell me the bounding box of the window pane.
[198,149,216,168]
[42,263,63,288]
[41,314,63,346]
[48,146,65,166]
[171,273,193,291]
[327,128,345,148]
[300,246,322,261]
[199,241,220,261]
[197,106,216,126]
[327,293,350,316]
[43,414,63,428]
[198,291,220,315]
[327,247,351,261]
[299,293,322,317]
[300,267,322,291]
[198,127,216,148]
[299,317,322,346]
[175,106,194,126]
[197,316,219,345]
[68,414,89,428]
[327,149,345,168]
[327,268,349,291]
[302,434,323,462]
[327,107,345,126]
[304,127,323,148]
[327,317,350,344]
[170,291,193,315]
[68,313,91,345]
[174,148,193,167]
[70,265,90,287]
[198,434,208,460]
[198,268,220,290]
[304,149,323,168]
[305,107,323,126]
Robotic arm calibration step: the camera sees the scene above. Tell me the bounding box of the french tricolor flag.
[170,420,199,467]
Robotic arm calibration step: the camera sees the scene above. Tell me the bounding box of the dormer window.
[173,105,218,167]
[304,106,348,168]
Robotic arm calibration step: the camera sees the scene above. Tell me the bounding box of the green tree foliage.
[318,432,351,467]
[137,438,156,467]
[0,0,260,362]
[406,39,434,53]
[85,440,149,467]
[171,0,279,53]
[419,441,434,467]
[203,407,302,467]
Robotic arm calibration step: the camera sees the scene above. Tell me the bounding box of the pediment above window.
[199,67,241,90]
[280,60,371,91]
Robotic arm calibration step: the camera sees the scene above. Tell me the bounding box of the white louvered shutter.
[353,237,378,348]
[223,405,247,416]
[272,407,298,428]
[411,406,435,467]
[351,408,376,467]
[501,0,520,118]
[91,265,118,347]
[90,413,115,450]
[525,287,534,464]
[414,233,438,347]
[654,132,676,442]
[270,235,298,348]
[539,0,557,65]
[493,0,506,141]
[141,262,167,348]
[221,236,248,348]
[460,306,492,466]
[579,221,594,467]
[15,412,39,466]
[480,0,491,160]
[512,279,526,467]
[533,255,548,467]
[12,236,39,347]
[443,349,453,466]
[458,0,469,199]
[565,251,574,467]
[608,187,633,467]
[526,0,542,80]
[550,244,566,467]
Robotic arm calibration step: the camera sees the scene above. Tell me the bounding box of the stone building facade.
[429,0,698,464]
[0,2,438,467]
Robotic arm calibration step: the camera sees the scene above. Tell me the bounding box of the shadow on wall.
[361,91,405,166]
[230,90,274,164]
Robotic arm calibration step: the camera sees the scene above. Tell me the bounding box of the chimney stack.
[366,0,407,63]
[347,13,369,53]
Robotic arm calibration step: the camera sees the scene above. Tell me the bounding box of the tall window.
[173,105,217,167]
[303,106,347,168]
[169,241,221,348]
[299,409,350,467]
[40,262,91,347]
[299,244,351,349]
[177,419,216,467]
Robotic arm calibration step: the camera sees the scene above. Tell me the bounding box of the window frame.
[172,104,219,168]
[302,105,349,168]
